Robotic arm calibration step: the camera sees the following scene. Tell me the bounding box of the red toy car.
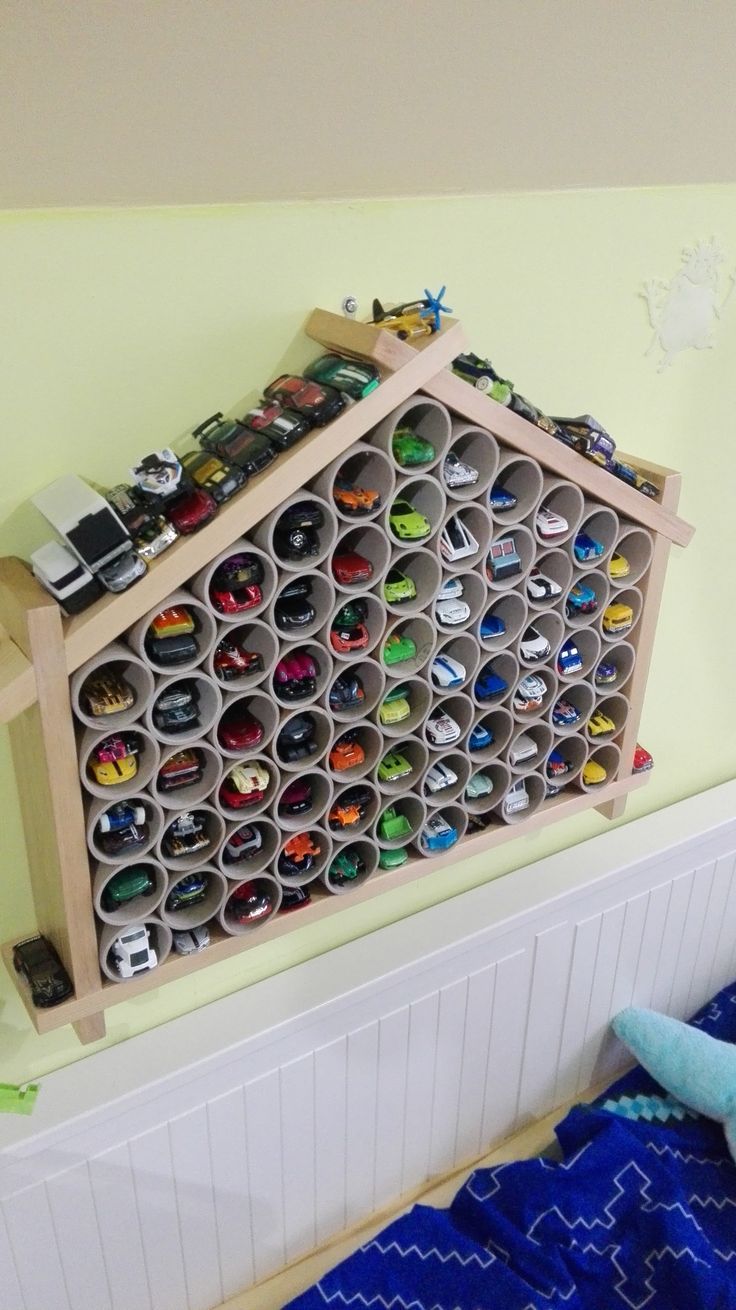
[219,762,270,809]
[279,779,313,816]
[213,639,263,681]
[158,749,204,791]
[264,375,345,426]
[242,401,311,449]
[273,651,318,701]
[329,601,369,654]
[633,743,654,772]
[217,708,264,752]
[331,552,373,586]
[209,583,262,615]
[166,486,217,534]
[227,880,274,924]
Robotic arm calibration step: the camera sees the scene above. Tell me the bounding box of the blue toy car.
[480,612,506,639]
[557,639,583,676]
[552,697,581,727]
[419,813,458,853]
[595,659,617,685]
[488,483,518,511]
[469,723,493,751]
[565,580,597,617]
[573,532,604,562]
[474,664,508,701]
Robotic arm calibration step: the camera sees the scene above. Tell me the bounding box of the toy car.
[328,850,366,886]
[218,707,264,752]
[241,401,310,449]
[329,732,366,772]
[440,515,479,561]
[582,759,607,786]
[468,723,493,751]
[436,595,471,626]
[274,580,316,632]
[305,353,379,399]
[328,786,373,831]
[488,482,517,511]
[377,750,413,782]
[378,684,411,725]
[279,885,312,912]
[96,801,148,857]
[466,772,493,800]
[595,659,617,685]
[82,670,135,717]
[166,873,208,912]
[378,805,412,841]
[228,881,275,922]
[213,639,263,682]
[550,414,617,466]
[13,934,73,1007]
[31,540,102,615]
[425,708,461,745]
[332,552,373,586]
[180,450,247,504]
[633,744,654,773]
[164,485,218,536]
[172,925,210,955]
[609,552,630,579]
[265,375,346,426]
[146,633,198,667]
[273,652,318,701]
[392,427,435,467]
[451,353,514,401]
[546,750,571,779]
[110,924,158,978]
[419,813,458,853]
[275,713,317,761]
[330,600,369,653]
[486,537,521,582]
[502,779,529,819]
[519,625,550,662]
[195,412,277,475]
[329,672,365,712]
[509,733,537,766]
[279,780,313,817]
[424,761,458,793]
[612,459,658,498]
[158,748,203,791]
[279,831,323,876]
[273,502,323,559]
[527,569,562,602]
[88,734,139,786]
[213,553,264,587]
[210,582,262,616]
[333,477,381,516]
[150,607,195,640]
[222,825,263,863]
[33,473,133,583]
[535,506,568,538]
[153,684,200,734]
[513,673,546,714]
[574,532,604,563]
[442,450,478,488]
[474,664,508,700]
[163,811,211,858]
[219,762,270,809]
[96,549,147,593]
[389,498,431,541]
[104,484,173,559]
[588,711,616,737]
[552,697,581,727]
[383,631,417,666]
[130,448,185,500]
[378,847,409,869]
[557,639,583,676]
[384,568,417,605]
[370,288,450,339]
[602,602,634,634]
[431,652,465,688]
[566,580,597,617]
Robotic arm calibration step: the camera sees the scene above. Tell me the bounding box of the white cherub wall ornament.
[641,238,735,370]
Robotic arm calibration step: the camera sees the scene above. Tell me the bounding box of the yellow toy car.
[582,759,607,786]
[82,671,135,717]
[588,711,616,737]
[88,734,139,786]
[602,602,633,633]
[378,685,411,725]
[608,552,630,580]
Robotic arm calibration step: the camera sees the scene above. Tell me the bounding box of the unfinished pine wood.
[0,625,36,723]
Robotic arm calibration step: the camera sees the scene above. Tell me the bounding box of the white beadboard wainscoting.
[1,781,735,1310]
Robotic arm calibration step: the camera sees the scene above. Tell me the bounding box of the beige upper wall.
[2,0,735,208]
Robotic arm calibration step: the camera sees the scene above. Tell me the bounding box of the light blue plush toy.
[613,1007,736,1163]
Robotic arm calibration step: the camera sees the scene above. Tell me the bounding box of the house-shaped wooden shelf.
[0,311,694,1042]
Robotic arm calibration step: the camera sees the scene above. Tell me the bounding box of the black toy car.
[241,401,311,450]
[13,935,73,1008]
[274,501,325,560]
[180,450,247,504]
[264,375,345,426]
[194,412,278,476]
[275,713,318,762]
[152,683,200,733]
[274,579,315,632]
[328,672,365,712]
[279,884,311,913]
[145,633,199,667]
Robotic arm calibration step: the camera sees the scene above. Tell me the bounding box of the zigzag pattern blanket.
[287,982,736,1309]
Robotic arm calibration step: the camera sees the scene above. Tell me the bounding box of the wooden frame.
[0,311,693,1041]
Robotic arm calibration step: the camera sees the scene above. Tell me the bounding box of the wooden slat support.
[0,625,36,723]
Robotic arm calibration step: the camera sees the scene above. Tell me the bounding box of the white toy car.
[442,451,479,489]
[424,760,459,793]
[425,709,462,745]
[111,924,158,978]
[435,596,470,625]
[509,733,538,766]
[503,779,530,818]
[172,925,210,955]
[513,673,547,713]
[465,772,493,800]
[32,474,134,580]
[535,506,568,538]
[31,540,102,615]
[440,515,479,561]
[131,448,184,500]
[527,569,562,601]
[419,813,458,853]
[437,577,464,600]
[431,653,466,688]
[519,624,551,661]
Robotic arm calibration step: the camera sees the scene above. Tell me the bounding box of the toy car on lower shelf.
[424,761,458,793]
[602,602,634,634]
[228,881,275,923]
[328,849,366,886]
[392,427,435,467]
[218,707,264,752]
[173,925,210,955]
[13,935,73,1007]
[502,779,529,819]
[378,805,413,841]
[425,707,461,744]
[513,673,546,714]
[102,865,156,912]
[274,580,316,632]
[419,813,458,853]
[633,744,654,772]
[88,733,140,786]
[110,924,158,978]
[166,873,208,912]
[163,812,211,859]
[332,552,373,586]
[527,569,562,602]
[278,833,322,878]
[152,684,200,734]
[468,723,493,751]
[557,639,583,676]
[474,664,508,701]
[383,631,417,666]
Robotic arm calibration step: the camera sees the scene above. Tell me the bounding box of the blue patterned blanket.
[287,982,736,1308]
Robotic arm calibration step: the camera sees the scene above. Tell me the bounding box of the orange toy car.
[149,606,195,639]
[278,832,321,878]
[329,733,366,772]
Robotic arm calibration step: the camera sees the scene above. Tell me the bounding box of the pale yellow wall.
[1,187,735,1082]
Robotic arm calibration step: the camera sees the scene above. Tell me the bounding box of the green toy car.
[389,498,431,541]
[378,684,411,725]
[102,865,155,911]
[383,631,417,666]
[466,773,493,800]
[377,749,413,782]
[383,568,417,605]
[392,427,435,467]
[304,354,379,400]
[329,849,365,886]
[379,847,409,870]
[378,806,413,841]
